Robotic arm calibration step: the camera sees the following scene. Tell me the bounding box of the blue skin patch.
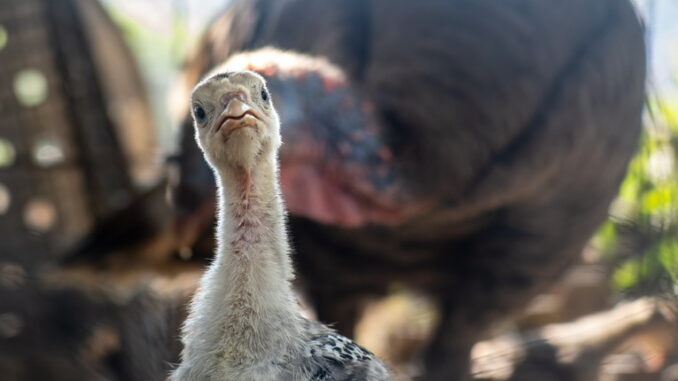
[267,71,400,195]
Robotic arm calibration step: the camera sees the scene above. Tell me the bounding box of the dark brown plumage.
[168,0,646,379]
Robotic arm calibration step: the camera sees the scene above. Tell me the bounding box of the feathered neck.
[214,152,300,326]
[178,151,303,373]
[213,156,294,279]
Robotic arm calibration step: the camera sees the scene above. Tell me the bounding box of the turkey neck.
[211,152,302,360]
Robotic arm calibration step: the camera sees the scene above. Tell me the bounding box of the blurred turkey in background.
[0,0,676,380]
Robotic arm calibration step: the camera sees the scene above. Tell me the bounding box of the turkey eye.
[261,89,269,102]
[193,105,206,122]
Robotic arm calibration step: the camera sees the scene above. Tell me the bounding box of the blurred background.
[0,0,676,380]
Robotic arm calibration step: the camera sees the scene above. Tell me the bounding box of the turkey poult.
[170,70,391,381]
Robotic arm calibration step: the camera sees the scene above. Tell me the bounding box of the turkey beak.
[224,99,250,119]
[214,99,261,134]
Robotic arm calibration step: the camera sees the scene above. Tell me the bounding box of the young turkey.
[170,70,390,381]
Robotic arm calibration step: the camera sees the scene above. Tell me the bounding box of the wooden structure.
[0,0,155,269]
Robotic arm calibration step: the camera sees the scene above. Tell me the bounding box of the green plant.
[598,95,678,296]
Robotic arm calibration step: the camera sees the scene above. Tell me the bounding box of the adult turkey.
[132,0,647,379]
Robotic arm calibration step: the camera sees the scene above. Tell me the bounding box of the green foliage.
[101,3,203,145]
[600,96,678,296]
[104,5,191,65]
